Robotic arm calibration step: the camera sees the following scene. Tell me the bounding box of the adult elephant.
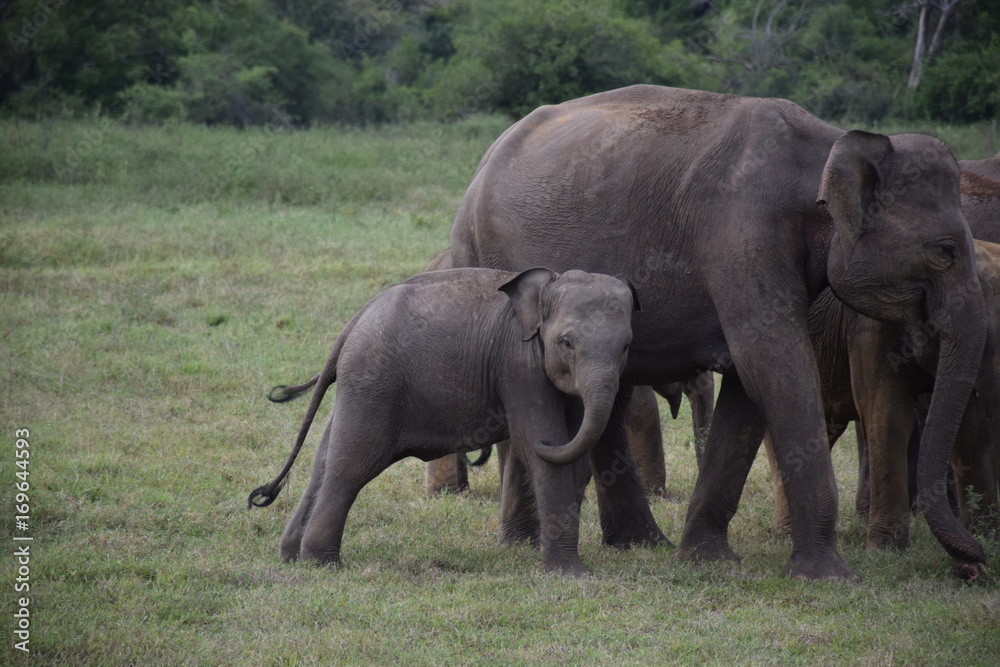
[961,151,1000,242]
[765,241,1000,564]
[449,85,987,580]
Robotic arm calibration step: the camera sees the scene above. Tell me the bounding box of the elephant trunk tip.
[247,479,285,509]
[953,561,987,582]
[533,439,581,466]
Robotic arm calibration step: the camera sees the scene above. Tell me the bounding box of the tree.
[900,0,964,89]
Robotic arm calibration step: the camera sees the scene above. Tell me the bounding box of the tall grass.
[1,117,998,665]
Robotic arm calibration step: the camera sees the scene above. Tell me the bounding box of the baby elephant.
[249,267,639,575]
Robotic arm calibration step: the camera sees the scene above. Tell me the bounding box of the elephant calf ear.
[817,130,893,235]
[614,274,642,312]
[499,267,559,341]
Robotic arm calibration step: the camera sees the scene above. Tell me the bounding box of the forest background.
[2,0,999,128]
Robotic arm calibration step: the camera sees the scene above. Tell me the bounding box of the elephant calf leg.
[298,432,394,566]
[592,389,668,549]
[498,448,540,546]
[280,419,333,562]
[426,453,469,498]
[534,458,590,576]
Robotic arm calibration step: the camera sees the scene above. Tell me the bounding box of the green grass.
[1,117,999,665]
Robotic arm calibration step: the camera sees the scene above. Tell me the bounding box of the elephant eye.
[925,239,957,269]
[559,338,574,351]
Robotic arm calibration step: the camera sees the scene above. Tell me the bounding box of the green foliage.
[1,0,998,126]
[914,37,1000,123]
[467,0,676,116]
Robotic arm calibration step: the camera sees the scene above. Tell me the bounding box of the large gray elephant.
[248,267,639,574]
[449,85,988,580]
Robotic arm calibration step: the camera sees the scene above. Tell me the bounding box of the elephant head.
[819,130,988,575]
[500,268,639,465]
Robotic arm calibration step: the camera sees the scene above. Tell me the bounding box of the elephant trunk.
[917,283,988,579]
[533,366,619,465]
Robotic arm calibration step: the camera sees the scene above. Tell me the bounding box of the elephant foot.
[544,556,589,577]
[865,527,910,552]
[953,561,987,581]
[603,521,671,549]
[299,541,343,567]
[428,480,469,497]
[771,520,792,538]
[677,535,741,563]
[280,534,303,563]
[651,486,684,502]
[499,526,540,548]
[781,552,858,582]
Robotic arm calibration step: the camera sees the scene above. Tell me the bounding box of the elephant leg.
[855,422,871,521]
[683,371,716,468]
[527,454,591,575]
[626,385,668,498]
[497,444,540,546]
[280,418,333,562]
[683,343,853,580]
[952,394,999,530]
[853,367,915,551]
[298,417,394,566]
[762,432,788,534]
[425,453,469,498]
[679,374,766,563]
[768,420,847,535]
[591,386,669,548]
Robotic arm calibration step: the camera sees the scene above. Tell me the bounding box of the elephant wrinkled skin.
[449,85,988,580]
[249,267,639,575]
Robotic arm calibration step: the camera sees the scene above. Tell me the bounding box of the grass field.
[2,116,999,665]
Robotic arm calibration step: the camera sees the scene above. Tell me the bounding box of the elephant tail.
[248,309,364,509]
[466,446,492,467]
[267,376,319,403]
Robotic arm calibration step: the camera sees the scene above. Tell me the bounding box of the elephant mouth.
[829,279,926,323]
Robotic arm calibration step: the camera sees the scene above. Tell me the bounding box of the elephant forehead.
[545,297,632,334]
[546,278,633,314]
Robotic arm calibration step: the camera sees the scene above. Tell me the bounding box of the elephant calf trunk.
[534,378,618,465]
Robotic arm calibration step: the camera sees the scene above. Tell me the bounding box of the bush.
[470,0,674,117]
[914,39,1000,123]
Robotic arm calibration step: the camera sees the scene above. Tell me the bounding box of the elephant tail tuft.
[466,446,492,467]
[247,479,286,508]
[267,374,321,403]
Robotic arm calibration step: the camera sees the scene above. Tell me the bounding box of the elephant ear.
[817,130,893,239]
[499,267,559,341]
[614,274,642,312]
